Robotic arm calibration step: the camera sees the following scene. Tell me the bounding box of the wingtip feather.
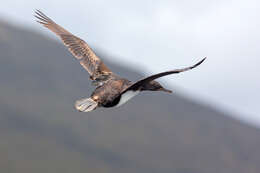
[191,57,206,69]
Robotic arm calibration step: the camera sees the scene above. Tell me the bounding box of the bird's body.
[35,10,206,112]
[91,75,132,108]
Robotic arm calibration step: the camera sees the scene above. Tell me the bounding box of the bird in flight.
[34,10,206,112]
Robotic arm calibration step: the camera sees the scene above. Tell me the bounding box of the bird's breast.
[116,90,140,107]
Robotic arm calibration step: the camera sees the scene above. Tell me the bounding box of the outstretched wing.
[122,58,206,93]
[34,10,112,82]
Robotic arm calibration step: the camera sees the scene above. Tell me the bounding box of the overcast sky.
[1,0,259,126]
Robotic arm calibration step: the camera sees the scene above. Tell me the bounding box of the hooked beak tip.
[160,88,173,93]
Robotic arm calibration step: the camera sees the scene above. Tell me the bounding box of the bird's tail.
[74,97,98,112]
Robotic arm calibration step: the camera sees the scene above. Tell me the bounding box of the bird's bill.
[158,88,172,93]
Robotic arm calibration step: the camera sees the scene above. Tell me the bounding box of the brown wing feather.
[122,58,206,93]
[34,10,112,80]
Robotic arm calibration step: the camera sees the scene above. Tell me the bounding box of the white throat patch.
[116,90,140,107]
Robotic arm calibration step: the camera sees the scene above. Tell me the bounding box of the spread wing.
[34,10,112,82]
[121,58,206,93]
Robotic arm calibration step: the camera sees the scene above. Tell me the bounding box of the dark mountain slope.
[0,21,260,173]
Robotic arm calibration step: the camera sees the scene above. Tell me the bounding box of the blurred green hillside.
[0,21,260,173]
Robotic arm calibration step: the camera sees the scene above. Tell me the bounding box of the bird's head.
[144,81,172,93]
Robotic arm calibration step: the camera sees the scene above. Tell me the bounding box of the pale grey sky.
[1,0,260,126]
